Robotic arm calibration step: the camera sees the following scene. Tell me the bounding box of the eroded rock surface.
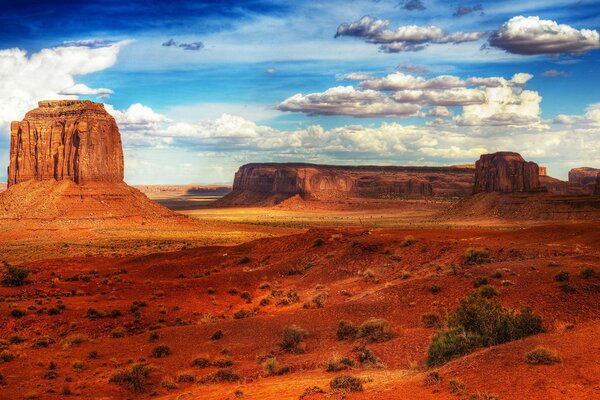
[473,152,541,194]
[569,167,600,187]
[8,100,124,186]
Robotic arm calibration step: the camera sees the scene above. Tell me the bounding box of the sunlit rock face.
[472,152,541,194]
[8,100,124,187]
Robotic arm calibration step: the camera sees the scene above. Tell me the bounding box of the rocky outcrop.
[595,175,600,196]
[218,163,476,206]
[569,167,600,187]
[473,152,542,194]
[7,100,124,187]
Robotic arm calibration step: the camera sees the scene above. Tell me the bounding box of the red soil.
[1,223,598,399]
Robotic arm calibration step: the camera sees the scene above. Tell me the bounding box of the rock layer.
[8,100,124,187]
[596,176,600,196]
[473,152,541,194]
[569,167,600,187]
[218,163,475,206]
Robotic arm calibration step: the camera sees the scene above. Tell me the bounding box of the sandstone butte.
[472,151,541,194]
[0,100,173,220]
[217,163,476,206]
[8,100,123,186]
[569,167,600,187]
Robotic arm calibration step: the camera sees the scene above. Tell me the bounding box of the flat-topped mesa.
[7,100,124,187]
[219,162,476,206]
[473,152,542,194]
[569,167,600,187]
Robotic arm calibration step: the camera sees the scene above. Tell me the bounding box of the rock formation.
[8,100,124,187]
[568,167,600,187]
[218,163,476,206]
[472,152,541,194]
[595,175,600,196]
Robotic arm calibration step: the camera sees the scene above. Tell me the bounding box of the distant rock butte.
[8,100,124,187]
[218,163,476,206]
[473,152,542,194]
[569,167,600,186]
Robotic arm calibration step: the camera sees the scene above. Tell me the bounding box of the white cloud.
[59,83,113,96]
[0,42,126,131]
[359,72,466,90]
[489,16,600,55]
[335,16,486,52]
[105,103,170,130]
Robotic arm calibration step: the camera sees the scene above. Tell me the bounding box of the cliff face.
[220,163,475,205]
[569,167,600,187]
[8,100,124,187]
[473,152,541,194]
[595,176,600,196]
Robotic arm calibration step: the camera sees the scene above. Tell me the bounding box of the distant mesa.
[1,100,174,221]
[473,152,542,194]
[216,163,476,206]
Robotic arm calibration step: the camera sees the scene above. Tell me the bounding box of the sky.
[1,0,600,184]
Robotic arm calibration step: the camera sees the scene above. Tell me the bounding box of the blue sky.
[1,0,600,184]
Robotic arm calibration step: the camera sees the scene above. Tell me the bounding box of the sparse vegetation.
[191,356,211,368]
[199,368,241,384]
[430,285,441,294]
[426,291,543,366]
[109,362,152,393]
[400,235,417,247]
[478,285,499,298]
[329,375,363,392]
[176,373,195,383]
[262,356,290,376]
[326,354,354,372]
[580,267,595,279]
[354,345,383,368]
[0,350,15,363]
[421,312,442,328]
[239,256,250,264]
[473,277,488,288]
[211,330,224,340]
[464,248,489,265]
[312,238,325,247]
[525,347,560,365]
[448,379,466,394]
[151,344,171,358]
[1,263,29,286]
[356,318,394,343]
[337,320,358,340]
[424,371,441,386]
[279,325,308,353]
[468,392,500,400]
[10,308,26,318]
[161,379,177,390]
[555,271,569,282]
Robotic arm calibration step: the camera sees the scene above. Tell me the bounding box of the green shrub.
[554,271,569,282]
[525,347,560,365]
[1,263,29,287]
[329,375,363,392]
[426,291,543,366]
[356,318,394,343]
[151,345,171,358]
[109,362,152,393]
[337,320,358,340]
[354,346,383,368]
[464,248,489,265]
[279,325,308,353]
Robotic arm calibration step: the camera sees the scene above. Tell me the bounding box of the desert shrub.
[258,282,271,290]
[559,283,577,294]
[263,356,290,376]
[356,318,394,343]
[473,277,488,288]
[111,328,126,338]
[430,285,441,294]
[200,369,241,384]
[72,360,86,371]
[233,309,251,319]
[448,379,466,394]
[64,334,88,347]
[176,373,195,383]
[10,308,26,318]
[9,335,25,344]
[259,297,270,306]
[110,309,123,318]
[109,362,152,393]
[329,375,363,392]
[401,270,412,279]
[32,337,54,348]
[47,307,61,316]
[464,248,489,265]
[149,332,159,342]
[279,325,308,353]
[477,285,499,298]
[88,350,100,359]
[354,345,383,367]
[212,357,233,367]
[421,312,442,328]
[0,350,15,362]
[300,386,325,399]
[401,235,417,247]
[424,371,441,386]
[151,345,171,358]
[554,271,569,282]
[362,269,375,280]
[426,291,543,366]
[239,256,250,264]
[211,330,223,341]
[86,308,105,320]
[468,392,500,400]
[580,267,595,279]
[161,379,177,390]
[491,270,503,279]
[525,347,560,365]
[326,354,354,372]
[337,320,358,340]
[312,238,325,248]
[287,262,313,276]
[227,288,239,295]
[1,263,29,287]
[191,356,211,368]
[240,291,252,302]
[207,287,215,294]
[0,372,4,384]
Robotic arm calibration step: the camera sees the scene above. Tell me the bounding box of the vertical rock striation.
[473,152,541,194]
[7,100,124,187]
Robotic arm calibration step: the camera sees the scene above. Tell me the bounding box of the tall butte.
[1,100,173,220]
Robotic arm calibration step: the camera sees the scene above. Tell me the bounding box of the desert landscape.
[1,2,600,400]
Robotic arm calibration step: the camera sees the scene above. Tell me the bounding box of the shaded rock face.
[596,176,600,196]
[8,100,124,187]
[221,163,475,205]
[473,152,541,194]
[569,167,600,187]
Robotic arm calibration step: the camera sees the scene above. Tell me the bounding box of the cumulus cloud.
[0,42,125,131]
[335,16,486,52]
[400,0,426,11]
[554,103,600,126]
[542,69,566,78]
[359,72,466,90]
[397,64,430,74]
[277,86,421,117]
[453,4,483,17]
[489,16,600,55]
[105,103,170,130]
[339,72,374,81]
